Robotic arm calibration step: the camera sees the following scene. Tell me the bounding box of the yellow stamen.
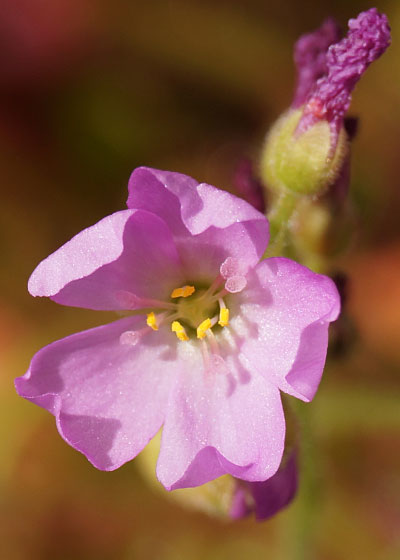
[146,312,158,331]
[218,307,229,327]
[171,320,189,341]
[170,285,195,298]
[197,318,212,339]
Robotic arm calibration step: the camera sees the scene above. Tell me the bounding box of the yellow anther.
[146,312,158,331]
[171,321,189,341]
[197,318,212,339]
[218,307,229,327]
[170,285,195,298]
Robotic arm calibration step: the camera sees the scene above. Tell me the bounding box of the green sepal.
[260,108,348,196]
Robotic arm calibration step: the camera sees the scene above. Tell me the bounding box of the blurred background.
[1,1,400,558]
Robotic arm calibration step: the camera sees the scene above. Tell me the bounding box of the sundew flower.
[15,167,339,490]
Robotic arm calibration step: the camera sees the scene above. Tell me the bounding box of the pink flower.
[15,167,339,490]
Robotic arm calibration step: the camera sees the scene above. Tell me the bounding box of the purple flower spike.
[230,449,298,521]
[298,8,391,138]
[293,18,342,108]
[15,167,340,491]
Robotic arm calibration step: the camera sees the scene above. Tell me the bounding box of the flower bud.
[135,432,237,518]
[260,107,348,197]
[230,449,298,522]
[136,429,298,521]
[260,8,390,200]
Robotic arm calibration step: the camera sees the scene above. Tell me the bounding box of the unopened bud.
[136,427,298,521]
[260,107,348,197]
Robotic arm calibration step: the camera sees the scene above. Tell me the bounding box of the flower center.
[119,257,247,348]
[146,283,229,342]
[175,289,217,329]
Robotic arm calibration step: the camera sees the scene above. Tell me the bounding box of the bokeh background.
[2,1,400,558]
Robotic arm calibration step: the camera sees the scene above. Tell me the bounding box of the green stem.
[278,400,320,560]
[264,191,298,257]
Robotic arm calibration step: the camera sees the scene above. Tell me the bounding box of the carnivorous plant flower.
[15,167,340,490]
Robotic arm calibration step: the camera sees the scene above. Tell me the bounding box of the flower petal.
[127,167,197,236]
[236,257,340,402]
[28,209,184,310]
[127,167,269,280]
[15,317,175,470]
[156,355,285,490]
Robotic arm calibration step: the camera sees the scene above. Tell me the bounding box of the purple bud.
[297,8,391,140]
[293,18,342,108]
[249,450,298,521]
[230,449,298,522]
